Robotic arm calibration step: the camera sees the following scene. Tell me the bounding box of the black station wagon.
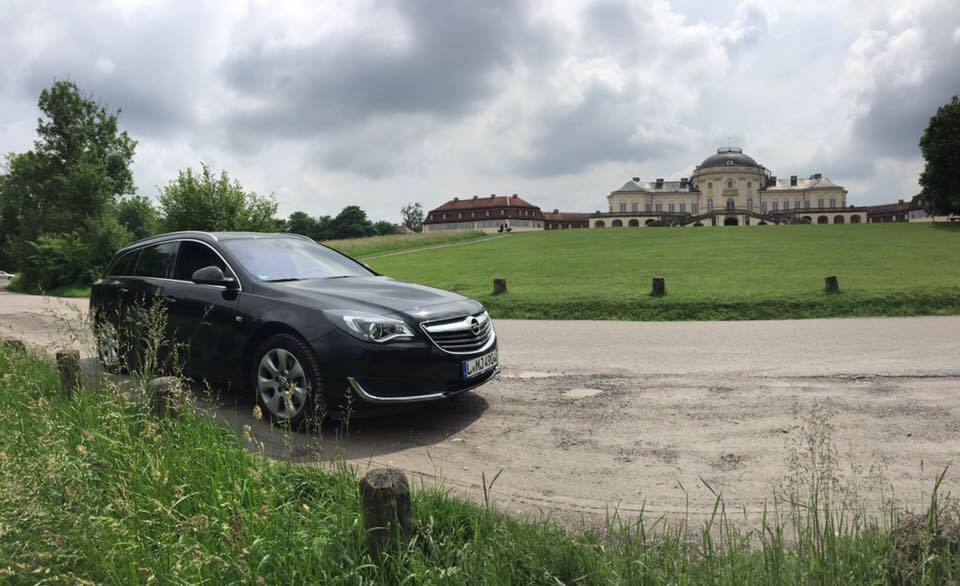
[90,231,499,424]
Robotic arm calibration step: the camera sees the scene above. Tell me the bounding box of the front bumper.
[347,366,500,404]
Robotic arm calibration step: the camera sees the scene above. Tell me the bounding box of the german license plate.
[462,350,498,379]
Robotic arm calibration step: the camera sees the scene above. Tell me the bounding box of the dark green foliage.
[331,205,375,239]
[919,95,960,215]
[373,220,398,235]
[401,202,425,232]
[285,211,334,241]
[0,81,136,281]
[114,195,159,240]
[157,163,279,233]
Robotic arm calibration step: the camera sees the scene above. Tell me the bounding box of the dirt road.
[2,282,959,526]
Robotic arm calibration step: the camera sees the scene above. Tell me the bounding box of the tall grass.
[0,338,958,583]
[323,231,489,259]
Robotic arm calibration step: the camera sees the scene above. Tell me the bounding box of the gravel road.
[2,281,959,527]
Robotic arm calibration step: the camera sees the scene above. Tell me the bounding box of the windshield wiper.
[263,277,302,283]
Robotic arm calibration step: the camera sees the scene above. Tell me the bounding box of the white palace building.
[590,148,867,228]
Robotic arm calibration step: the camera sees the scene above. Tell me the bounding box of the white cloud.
[0,0,958,223]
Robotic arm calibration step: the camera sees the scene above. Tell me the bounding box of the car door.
[164,239,241,384]
[124,241,178,370]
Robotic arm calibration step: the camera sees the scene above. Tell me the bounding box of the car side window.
[108,250,138,276]
[133,242,178,278]
[173,241,229,281]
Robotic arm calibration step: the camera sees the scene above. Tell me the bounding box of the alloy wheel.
[258,348,309,420]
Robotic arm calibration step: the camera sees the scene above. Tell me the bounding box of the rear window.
[108,250,139,276]
[133,242,178,278]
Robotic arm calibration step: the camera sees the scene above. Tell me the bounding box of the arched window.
[747,198,753,211]
[817,215,829,224]
[707,198,714,212]
[594,220,605,228]
[850,215,861,224]
[834,215,845,224]
[628,219,640,227]
[726,198,735,210]
[612,219,623,227]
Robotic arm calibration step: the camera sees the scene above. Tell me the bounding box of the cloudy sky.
[1,0,958,221]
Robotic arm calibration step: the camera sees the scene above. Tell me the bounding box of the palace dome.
[698,147,760,169]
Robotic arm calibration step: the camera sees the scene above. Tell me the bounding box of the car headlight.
[328,311,416,343]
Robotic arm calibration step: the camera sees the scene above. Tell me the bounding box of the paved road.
[2,283,959,526]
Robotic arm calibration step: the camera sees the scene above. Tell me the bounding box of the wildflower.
[242,424,254,443]
[75,444,86,455]
[252,405,263,421]
[302,502,310,512]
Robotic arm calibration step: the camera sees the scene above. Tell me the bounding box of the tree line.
[0,81,424,291]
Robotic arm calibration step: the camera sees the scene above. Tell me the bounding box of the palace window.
[818,199,824,209]
[726,198,735,210]
[747,198,753,211]
[631,202,638,212]
[655,203,662,212]
[619,202,626,212]
[830,198,836,208]
[668,203,675,212]
[795,200,801,209]
[772,201,779,211]
[804,200,810,209]
[645,203,652,213]
[679,203,686,213]
[761,201,768,213]
[707,199,714,212]
[692,203,699,214]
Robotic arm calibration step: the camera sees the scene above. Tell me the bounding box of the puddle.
[563,388,603,399]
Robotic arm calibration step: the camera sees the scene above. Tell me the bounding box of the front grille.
[421,311,495,354]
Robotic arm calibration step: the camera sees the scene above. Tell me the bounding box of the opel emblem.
[470,318,481,335]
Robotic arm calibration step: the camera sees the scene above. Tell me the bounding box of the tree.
[401,202,424,232]
[373,220,398,236]
[0,81,136,284]
[115,196,158,241]
[330,205,375,239]
[157,163,279,233]
[919,95,960,215]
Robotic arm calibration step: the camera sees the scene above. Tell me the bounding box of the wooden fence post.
[149,376,183,418]
[360,468,412,556]
[492,278,508,296]
[651,277,666,297]
[56,349,82,395]
[824,276,839,293]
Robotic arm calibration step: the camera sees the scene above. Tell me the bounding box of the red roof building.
[543,209,589,229]
[424,194,545,233]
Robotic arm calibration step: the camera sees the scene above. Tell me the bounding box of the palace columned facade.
[590,148,867,228]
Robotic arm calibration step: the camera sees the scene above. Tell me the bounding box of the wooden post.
[824,276,839,294]
[149,376,183,418]
[360,468,412,556]
[651,277,666,297]
[0,338,26,353]
[56,349,82,395]
[492,278,508,296]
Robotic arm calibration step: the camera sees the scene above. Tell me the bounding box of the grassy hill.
[367,223,960,321]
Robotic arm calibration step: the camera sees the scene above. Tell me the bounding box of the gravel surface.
[3,281,959,527]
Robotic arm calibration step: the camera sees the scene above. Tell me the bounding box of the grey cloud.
[222,0,554,146]
[517,82,685,177]
[722,4,768,56]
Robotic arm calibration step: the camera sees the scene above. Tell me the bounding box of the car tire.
[251,333,325,429]
[94,318,126,374]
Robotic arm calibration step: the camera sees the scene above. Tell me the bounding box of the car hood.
[257,276,483,321]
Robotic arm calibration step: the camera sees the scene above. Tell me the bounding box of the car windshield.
[222,237,374,282]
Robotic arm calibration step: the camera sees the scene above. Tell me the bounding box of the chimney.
[632,176,640,182]
[473,195,478,199]
[489,194,495,198]
[553,209,559,213]
[453,197,459,201]
[680,177,688,188]
[511,194,518,199]
[770,175,777,185]
[899,199,905,205]
[790,175,798,186]
[813,173,822,179]
[655,178,664,188]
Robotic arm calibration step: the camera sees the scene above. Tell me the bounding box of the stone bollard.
[824,275,839,293]
[149,376,184,418]
[0,338,26,353]
[360,468,413,556]
[651,277,666,297]
[56,349,82,395]
[492,278,508,296]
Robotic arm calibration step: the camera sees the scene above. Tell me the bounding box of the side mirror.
[191,266,238,288]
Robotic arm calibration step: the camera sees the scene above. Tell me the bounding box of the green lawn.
[368,223,960,320]
[323,230,488,259]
